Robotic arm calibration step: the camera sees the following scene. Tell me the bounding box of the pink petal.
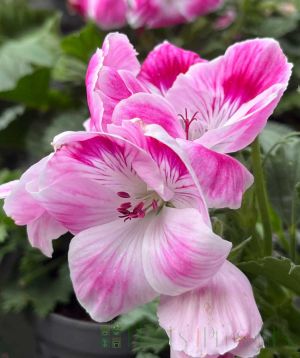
[231,335,264,357]
[32,175,121,234]
[27,212,67,257]
[171,349,233,358]
[36,131,175,230]
[69,218,158,322]
[4,157,50,225]
[181,0,224,20]
[86,49,104,131]
[138,42,204,94]
[143,207,231,296]
[102,33,140,74]
[158,261,263,357]
[0,180,19,199]
[2,156,67,257]
[180,140,253,209]
[166,38,292,151]
[90,0,127,30]
[108,121,210,221]
[86,33,141,131]
[144,124,210,225]
[112,93,185,138]
[128,0,185,29]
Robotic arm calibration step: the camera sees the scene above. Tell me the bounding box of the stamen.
[117,191,131,198]
[120,202,132,209]
[152,199,158,210]
[178,108,199,140]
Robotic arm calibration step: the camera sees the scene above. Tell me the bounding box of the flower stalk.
[251,137,273,256]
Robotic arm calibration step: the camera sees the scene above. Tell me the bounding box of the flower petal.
[180,0,224,20]
[112,93,185,138]
[171,349,233,358]
[158,261,263,357]
[166,38,292,151]
[86,33,141,131]
[36,131,173,231]
[0,180,19,199]
[180,140,253,209]
[86,49,104,131]
[231,335,264,358]
[89,0,127,30]
[144,124,210,224]
[138,42,204,94]
[3,157,50,225]
[69,218,157,322]
[102,32,140,74]
[143,207,231,296]
[128,0,184,29]
[27,212,67,257]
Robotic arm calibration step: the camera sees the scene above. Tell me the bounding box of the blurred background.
[0,0,300,357]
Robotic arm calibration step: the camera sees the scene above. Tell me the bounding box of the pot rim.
[47,312,104,329]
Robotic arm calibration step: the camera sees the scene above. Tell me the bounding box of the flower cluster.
[0,33,291,357]
[68,0,223,29]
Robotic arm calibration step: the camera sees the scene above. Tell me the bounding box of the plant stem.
[290,195,297,262]
[251,137,273,256]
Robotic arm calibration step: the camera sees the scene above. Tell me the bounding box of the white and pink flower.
[69,0,128,30]
[85,33,292,210]
[127,0,223,29]
[0,129,232,322]
[68,0,223,30]
[160,261,264,357]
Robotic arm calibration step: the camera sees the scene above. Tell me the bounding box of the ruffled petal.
[36,131,174,231]
[180,140,253,209]
[158,261,263,357]
[91,0,127,30]
[69,218,157,322]
[180,0,224,20]
[171,349,233,358]
[128,0,184,29]
[143,207,231,296]
[27,212,67,257]
[0,180,19,199]
[112,93,185,138]
[86,33,141,131]
[166,38,292,151]
[86,49,104,131]
[102,32,140,74]
[138,42,204,94]
[4,157,50,225]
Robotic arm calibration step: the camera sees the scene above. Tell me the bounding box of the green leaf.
[0,105,25,131]
[251,16,298,37]
[116,301,158,331]
[136,353,160,358]
[260,122,291,153]
[0,15,60,93]
[133,324,168,355]
[239,256,300,295]
[61,22,103,63]
[0,0,53,41]
[264,136,300,227]
[53,55,86,84]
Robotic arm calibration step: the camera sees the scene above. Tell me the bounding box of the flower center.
[116,191,162,222]
[178,108,199,140]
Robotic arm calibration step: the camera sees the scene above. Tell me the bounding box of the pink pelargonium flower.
[68,0,128,30]
[160,261,264,358]
[0,157,67,257]
[127,0,224,29]
[0,129,231,322]
[86,33,292,210]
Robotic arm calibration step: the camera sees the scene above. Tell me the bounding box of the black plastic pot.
[33,313,134,358]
